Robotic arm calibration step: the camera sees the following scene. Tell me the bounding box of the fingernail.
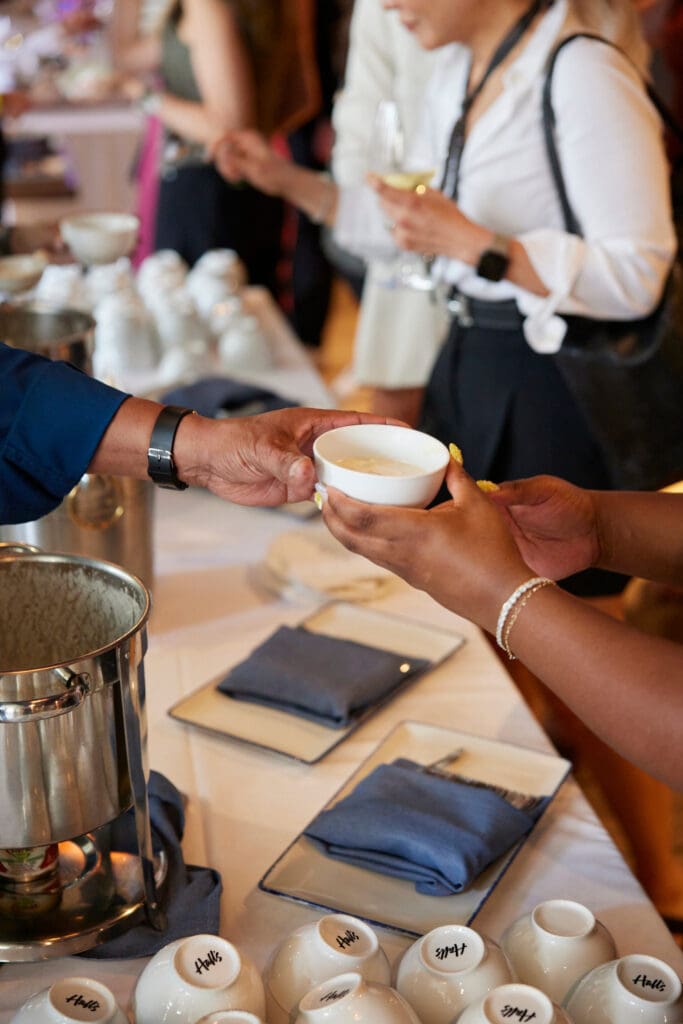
[288,456,309,479]
[314,482,328,510]
[476,480,499,493]
[449,442,464,465]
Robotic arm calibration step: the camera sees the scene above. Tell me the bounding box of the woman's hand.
[491,476,601,580]
[367,173,483,263]
[212,130,287,195]
[321,460,532,633]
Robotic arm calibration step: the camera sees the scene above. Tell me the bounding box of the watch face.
[477,249,509,282]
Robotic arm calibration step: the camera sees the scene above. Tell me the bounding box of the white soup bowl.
[455,982,572,1024]
[500,898,616,1004]
[133,934,266,1024]
[313,424,449,507]
[264,912,390,1024]
[395,923,513,1024]
[564,953,683,1024]
[294,971,420,1024]
[10,977,127,1024]
[60,213,139,265]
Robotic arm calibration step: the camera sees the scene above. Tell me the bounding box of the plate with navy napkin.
[168,603,464,763]
[259,721,571,936]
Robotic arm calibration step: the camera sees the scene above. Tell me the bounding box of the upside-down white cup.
[455,982,573,1024]
[9,977,128,1024]
[294,971,421,1024]
[133,934,266,1024]
[265,913,391,1024]
[395,924,513,1024]
[500,898,617,1004]
[195,1014,264,1024]
[564,954,683,1024]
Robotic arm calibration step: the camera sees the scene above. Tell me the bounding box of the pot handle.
[0,542,42,558]
[0,670,90,722]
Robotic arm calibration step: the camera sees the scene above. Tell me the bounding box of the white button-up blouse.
[334,0,677,353]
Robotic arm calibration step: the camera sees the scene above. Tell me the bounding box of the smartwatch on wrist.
[476,232,511,282]
[147,406,196,490]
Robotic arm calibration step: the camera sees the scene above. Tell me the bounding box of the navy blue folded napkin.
[81,771,222,959]
[304,757,548,895]
[161,376,294,418]
[216,626,429,729]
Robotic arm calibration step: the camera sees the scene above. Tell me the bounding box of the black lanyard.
[440,0,550,200]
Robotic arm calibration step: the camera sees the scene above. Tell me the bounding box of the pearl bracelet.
[496,576,556,660]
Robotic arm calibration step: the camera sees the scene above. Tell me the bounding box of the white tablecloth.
[0,486,680,1012]
[0,324,680,1012]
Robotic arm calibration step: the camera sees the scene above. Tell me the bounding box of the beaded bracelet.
[495,576,556,660]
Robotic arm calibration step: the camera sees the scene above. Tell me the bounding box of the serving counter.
[0,481,680,1011]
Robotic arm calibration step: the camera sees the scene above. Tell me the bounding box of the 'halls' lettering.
[320,988,351,1004]
[435,942,468,961]
[195,949,224,975]
[65,995,101,1013]
[336,928,360,950]
[501,1006,537,1022]
[633,974,667,992]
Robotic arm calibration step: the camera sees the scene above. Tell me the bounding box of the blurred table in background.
[4,101,144,224]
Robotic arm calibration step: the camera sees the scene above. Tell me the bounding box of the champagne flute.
[367,101,436,291]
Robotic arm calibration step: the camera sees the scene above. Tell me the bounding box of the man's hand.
[175,407,403,506]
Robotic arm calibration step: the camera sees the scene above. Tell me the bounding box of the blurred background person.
[213,0,683,924]
[110,0,319,296]
[329,0,448,422]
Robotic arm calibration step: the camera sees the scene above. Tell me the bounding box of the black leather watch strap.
[147,406,196,490]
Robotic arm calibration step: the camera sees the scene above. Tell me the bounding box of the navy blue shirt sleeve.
[0,343,129,524]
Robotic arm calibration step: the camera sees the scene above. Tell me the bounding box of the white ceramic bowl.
[395,924,513,1024]
[93,292,159,378]
[86,258,134,308]
[35,263,87,311]
[193,248,247,291]
[313,424,449,507]
[195,1014,263,1024]
[294,971,421,1024]
[60,213,139,265]
[564,954,683,1024]
[9,977,128,1024]
[0,253,48,295]
[137,250,188,302]
[186,270,236,321]
[265,913,391,1024]
[133,934,266,1024]
[218,315,272,373]
[455,982,572,1024]
[500,898,617,1004]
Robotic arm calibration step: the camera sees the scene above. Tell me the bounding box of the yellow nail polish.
[476,480,499,493]
[313,491,324,511]
[449,442,464,465]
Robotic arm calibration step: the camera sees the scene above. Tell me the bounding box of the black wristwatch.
[147,406,196,490]
[476,232,511,282]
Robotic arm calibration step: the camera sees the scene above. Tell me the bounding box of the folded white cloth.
[264,523,395,602]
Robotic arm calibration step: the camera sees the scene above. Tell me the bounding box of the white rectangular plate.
[168,603,464,764]
[259,720,571,934]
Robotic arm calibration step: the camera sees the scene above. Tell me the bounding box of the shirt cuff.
[4,360,128,519]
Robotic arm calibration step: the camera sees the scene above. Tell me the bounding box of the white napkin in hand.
[264,522,395,601]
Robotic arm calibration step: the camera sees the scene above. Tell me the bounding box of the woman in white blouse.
[215,0,673,528]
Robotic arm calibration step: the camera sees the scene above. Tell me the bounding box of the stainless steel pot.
[0,549,151,848]
[0,303,154,587]
[0,303,95,374]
